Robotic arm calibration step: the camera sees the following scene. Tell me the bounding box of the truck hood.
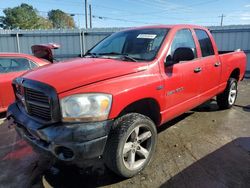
[22,58,148,93]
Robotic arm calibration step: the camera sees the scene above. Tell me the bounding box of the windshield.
[87,28,169,62]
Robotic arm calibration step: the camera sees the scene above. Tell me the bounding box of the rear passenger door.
[194,29,221,101]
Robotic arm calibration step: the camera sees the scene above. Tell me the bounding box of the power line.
[123,0,181,12]
[0,0,242,20]
[92,15,159,25]
[121,0,221,17]
[90,2,218,22]
[0,1,245,27]
[91,3,139,15]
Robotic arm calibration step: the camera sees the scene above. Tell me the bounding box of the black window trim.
[194,28,215,58]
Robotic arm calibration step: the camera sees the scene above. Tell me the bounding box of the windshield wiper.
[98,52,138,62]
[120,55,138,62]
[83,52,99,58]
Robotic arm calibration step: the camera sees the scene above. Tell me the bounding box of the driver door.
[163,29,203,120]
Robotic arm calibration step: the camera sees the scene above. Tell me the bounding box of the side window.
[169,29,197,59]
[194,29,214,57]
[0,58,31,73]
[0,58,11,73]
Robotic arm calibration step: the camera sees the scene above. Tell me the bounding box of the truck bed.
[218,50,246,84]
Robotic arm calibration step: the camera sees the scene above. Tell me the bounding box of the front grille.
[25,88,52,121]
[13,78,61,123]
[26,88,49,104]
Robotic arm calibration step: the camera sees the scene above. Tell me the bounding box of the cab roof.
[125,24,208,31]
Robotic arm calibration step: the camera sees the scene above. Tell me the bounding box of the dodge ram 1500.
[7,25,246,178]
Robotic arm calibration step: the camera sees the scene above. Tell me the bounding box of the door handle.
[214,62,221,67]
[194,67,202,73]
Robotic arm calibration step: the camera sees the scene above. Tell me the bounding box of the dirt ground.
[0,80,249,188]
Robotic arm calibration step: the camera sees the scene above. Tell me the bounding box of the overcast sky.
[0,0,250,28]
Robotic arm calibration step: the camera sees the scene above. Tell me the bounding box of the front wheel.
[104,113,157,178]
[217,78,238,109]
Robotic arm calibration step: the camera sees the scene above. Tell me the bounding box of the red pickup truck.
[7,25,246,178]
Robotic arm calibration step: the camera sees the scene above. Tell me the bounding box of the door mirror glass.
[165,55,175,66]
[173,47,194,63]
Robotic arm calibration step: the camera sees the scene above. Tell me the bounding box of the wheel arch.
[117,98,162,126]
[229,68,240,81]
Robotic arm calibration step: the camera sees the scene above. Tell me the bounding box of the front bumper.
[7,102,113,165]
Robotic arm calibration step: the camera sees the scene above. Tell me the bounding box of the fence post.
[79,29,83,57]
[82,30,86,54]
[16,32,20,53]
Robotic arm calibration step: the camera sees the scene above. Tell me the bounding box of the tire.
[217,78,238,109]
[103,113,157,178]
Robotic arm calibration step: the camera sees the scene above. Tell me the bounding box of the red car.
[0,53,49,113]
[8,25,246,178]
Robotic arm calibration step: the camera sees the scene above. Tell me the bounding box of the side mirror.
[173,47,194,63]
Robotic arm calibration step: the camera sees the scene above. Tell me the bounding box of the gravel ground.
[0,80,249,188]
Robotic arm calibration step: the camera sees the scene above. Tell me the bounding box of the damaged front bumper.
[7,102,113,166]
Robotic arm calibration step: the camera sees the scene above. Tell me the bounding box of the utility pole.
[85,0,88,29]
[219,14,225,26]
[89,4,92,28]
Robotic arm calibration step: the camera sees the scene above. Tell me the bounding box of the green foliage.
[1,4,42,29]
[48,9,75,29]
[0,4,76,29]
[37,17,53,29]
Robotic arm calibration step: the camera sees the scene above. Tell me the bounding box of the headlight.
[60,93,112,122]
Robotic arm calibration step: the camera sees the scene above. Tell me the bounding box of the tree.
[0,3,52,29]
[37,17,53,29]
[48,9,75,29]
[0,4,76,29]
